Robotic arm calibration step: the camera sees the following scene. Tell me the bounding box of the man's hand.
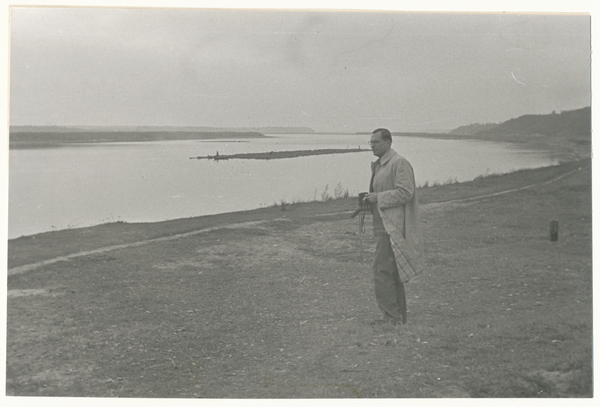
[365,192,378,204]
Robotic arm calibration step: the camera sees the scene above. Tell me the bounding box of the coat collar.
[375,148,396,166]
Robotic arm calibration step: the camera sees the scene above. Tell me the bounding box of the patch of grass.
[419,177,459,189]
[267,183,353,210]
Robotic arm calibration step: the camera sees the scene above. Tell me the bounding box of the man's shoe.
[370,319,403,326]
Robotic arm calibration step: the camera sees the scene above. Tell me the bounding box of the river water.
[8,133,562,239]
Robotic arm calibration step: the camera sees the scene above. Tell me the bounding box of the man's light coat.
[371,148,424,283]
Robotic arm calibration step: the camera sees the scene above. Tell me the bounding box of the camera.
[350,192,372,218]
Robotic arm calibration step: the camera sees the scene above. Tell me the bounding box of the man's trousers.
[373,234,407,324]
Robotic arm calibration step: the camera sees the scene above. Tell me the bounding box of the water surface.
[8,133,561,238]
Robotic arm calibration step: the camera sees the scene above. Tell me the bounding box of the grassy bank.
[6,159,593,398]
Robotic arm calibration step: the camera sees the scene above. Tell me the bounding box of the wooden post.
[550,220,559,241]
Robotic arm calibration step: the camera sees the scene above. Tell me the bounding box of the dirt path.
[440,167,582,204]
[7,220,282,276]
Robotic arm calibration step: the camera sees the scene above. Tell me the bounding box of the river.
[8,133,562,239]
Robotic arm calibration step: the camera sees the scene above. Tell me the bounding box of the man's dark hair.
[372,128,392,143]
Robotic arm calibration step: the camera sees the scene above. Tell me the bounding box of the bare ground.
[5,158,593,398]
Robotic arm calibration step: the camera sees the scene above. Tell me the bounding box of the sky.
[7,3,593,133]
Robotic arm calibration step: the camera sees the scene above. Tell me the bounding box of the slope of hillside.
[477,107,590,138]
[449,122,499,135]
[439,107,591,161]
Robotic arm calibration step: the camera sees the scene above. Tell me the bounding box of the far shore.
[8,130,266,149]
[395,131,590,162]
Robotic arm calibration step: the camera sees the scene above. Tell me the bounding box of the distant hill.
[449,107,591,138]
[449,123,499,135]
[476,107,591,137]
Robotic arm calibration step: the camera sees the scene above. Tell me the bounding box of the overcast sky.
[8,6,591,132]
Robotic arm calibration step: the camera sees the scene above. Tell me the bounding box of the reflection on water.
[8,133,561,238]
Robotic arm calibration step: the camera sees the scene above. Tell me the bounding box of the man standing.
[365,128,424,325]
